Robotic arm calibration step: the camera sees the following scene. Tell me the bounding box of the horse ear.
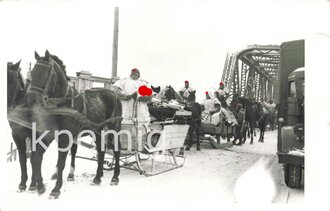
[151,85,154,89]
[45,50,51,61]
[35,51,40,60]
[14,59,21,71]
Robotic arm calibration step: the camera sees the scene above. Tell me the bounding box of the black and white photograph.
[1,0,330,211]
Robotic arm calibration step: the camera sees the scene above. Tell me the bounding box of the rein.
[28,59,123,129]
[41,85,77,108]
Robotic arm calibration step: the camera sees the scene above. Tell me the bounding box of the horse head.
[187,90,196,103]
[26,50,69,107]
[164,85,176,101]
[151,85,161,94]
[256,102,267,117]
[7,60,25,107]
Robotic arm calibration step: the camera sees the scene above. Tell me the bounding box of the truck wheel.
[284,164,303,189]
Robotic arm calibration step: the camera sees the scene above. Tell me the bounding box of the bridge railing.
[68,71,119,92]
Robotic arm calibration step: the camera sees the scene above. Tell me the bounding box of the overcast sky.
[1,0,330,100]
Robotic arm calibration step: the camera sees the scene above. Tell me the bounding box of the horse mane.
[50,55,70,80]
[17,71,25,90]
[8,61,25,90]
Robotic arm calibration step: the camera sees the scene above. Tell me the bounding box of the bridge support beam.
[221,45,280,103]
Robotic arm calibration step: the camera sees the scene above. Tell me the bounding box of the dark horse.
[25,50,122,198]
[234,96,259,144]
[7,60,37,191]
[256,102,269,143]
[7,60,81,192]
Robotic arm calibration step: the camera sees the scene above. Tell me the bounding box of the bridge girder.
[221,45,280,102]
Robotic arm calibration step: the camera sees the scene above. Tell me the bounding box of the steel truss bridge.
[221,45,280,102]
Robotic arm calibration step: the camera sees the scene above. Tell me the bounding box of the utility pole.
[112,7,119,82]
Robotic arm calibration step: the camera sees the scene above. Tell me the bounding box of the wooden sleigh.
[199,108,237,148]
[7,106,191,176]
[76,122,189,176]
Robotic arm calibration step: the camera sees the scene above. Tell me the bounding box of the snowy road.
[1,129,304,211]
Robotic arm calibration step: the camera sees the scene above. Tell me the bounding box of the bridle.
[28,60,70,106]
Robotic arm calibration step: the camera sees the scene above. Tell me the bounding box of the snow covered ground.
[0,125,305,211]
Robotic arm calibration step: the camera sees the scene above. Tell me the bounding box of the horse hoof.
[49,191,60,199]
[38,186,46,195]
[250,142,253,145]
[18,185,27,191]
[28,185,37,192]
[185,146,191,151]
[67,174,74,181]
[110,178,119,186]
[196,147,201,151]
[179,149,184,156]
[17,185,26,192]
[92,177,101,185]
[51,173,58,180]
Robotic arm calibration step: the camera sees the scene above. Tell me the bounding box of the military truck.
[277,40,304,189]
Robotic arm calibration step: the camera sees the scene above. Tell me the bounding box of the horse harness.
[28,61,122,130]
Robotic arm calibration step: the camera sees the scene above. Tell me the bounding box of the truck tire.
[284,164,303,189]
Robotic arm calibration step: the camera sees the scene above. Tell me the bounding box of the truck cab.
[277,40,304,189]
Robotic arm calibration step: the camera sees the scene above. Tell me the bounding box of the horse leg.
[247,122,251,138]
[29,153,37,191]
[242,126,247,144]
[258,124,263,142]
[196,124,201,151]
[185,126,193,151]
[250,124,254,144]
[93,135,105,185]
[232,126,238,145]
[67,143,77,181]
[31,147,46,194]
[237,125,243,145]
[50,137,70,198]
[110,149,121,186]
[11,132,28,191]
[261,126,265,143]
[13,134,28,191]
[51,152,60,180]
